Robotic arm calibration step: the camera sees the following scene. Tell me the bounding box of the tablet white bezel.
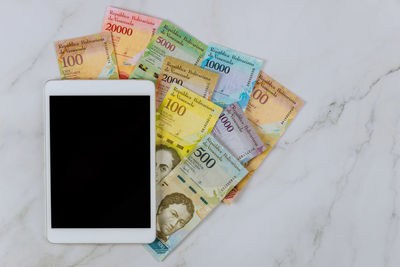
[44,80,156,243]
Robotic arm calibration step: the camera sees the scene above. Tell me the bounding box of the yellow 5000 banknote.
[54,32,119,79]
[223,71,304,204]
[155,84,223,183]
[155,56,219,108]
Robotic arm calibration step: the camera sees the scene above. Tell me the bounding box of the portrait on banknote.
[155,144,181,183]
[156,192,195,242]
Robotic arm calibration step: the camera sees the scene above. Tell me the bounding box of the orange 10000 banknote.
[55,32,119,79]
[223,71,304,204]
[102,6,162,79]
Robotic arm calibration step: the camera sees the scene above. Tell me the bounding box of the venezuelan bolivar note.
[212,102,266,164]
[201,42,262,110]
[155,56,219,108]
[102,6,162,79]
[55,32,119,79]
[155,84,222,183]
[130,21,207,82]
[146,134,248,261]
[223,71,304,204]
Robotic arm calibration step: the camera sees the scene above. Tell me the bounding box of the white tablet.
[44,80,156,243]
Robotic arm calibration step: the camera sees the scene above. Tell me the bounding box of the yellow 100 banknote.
[155,84,223,183]
[223,71,304,204]
[155,56,219,108]
[54,32,119,79]
[102,6,162,79]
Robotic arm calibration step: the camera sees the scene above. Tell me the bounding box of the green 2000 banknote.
[146,134,248,261]
[130,21,207,82]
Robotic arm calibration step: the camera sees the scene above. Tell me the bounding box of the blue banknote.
[201,42,263,110]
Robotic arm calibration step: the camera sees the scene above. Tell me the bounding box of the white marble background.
[1,0,400,266]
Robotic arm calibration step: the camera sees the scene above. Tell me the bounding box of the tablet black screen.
[50,95,151,228]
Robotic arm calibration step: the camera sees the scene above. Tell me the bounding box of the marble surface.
[1,0,400,266]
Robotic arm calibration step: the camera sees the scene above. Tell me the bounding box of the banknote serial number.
[162,74,183,85]
[165,98,186,116]
[104,23,133,36]
[204,59,230,74]
[61,54,83,67]
[252,89,268,104]
[156,37,176,52]
[193,147,216,168]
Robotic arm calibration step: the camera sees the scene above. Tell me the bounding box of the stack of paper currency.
[54,6,305,261]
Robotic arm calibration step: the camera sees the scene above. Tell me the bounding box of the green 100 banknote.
[130,21,207,82]
[155,84,222,183]
[223,71,304,204]
[146,134,248,261]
